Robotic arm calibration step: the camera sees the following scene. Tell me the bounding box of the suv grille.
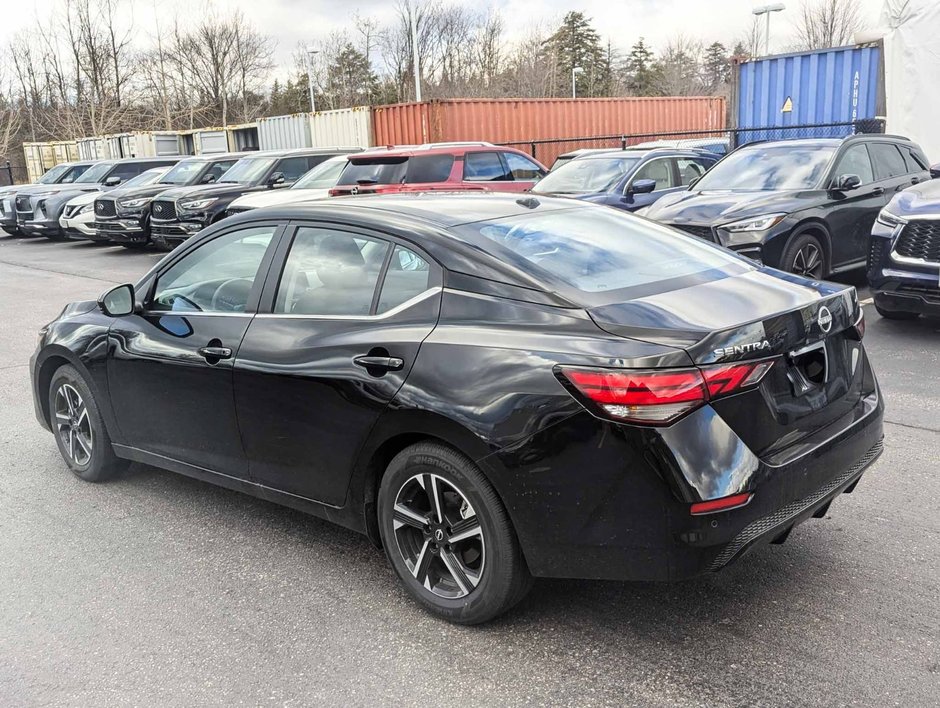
[669,224,716,242]
[151,199,177,220]
[94,198,117,218]
[894,220,940,264]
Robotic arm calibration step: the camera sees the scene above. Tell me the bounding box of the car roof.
[111,156,184,164]
[349,143,517,160]
[741,135,916,151]
[178,152,250,162]
[237,147,362,159]
[221,192,584,306]
[570,147,717,160]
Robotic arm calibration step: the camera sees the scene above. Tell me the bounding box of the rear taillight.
[690,492,753,515]
[559,360,774,426]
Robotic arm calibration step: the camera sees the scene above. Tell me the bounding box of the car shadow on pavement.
[117,459,846,633]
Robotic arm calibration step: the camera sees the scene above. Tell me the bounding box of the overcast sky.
[5,0,888,75]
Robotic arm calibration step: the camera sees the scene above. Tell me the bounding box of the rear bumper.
[500,384,884,582]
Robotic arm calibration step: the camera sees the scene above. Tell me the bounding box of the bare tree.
[792,0,866,50]
[655,36,704,96]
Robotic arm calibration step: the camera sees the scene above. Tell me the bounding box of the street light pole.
[306,48,319,113]
[410,8,422,102]
[752,4,786,57]
[571,66,584,99]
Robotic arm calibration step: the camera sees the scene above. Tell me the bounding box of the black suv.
[93,154,243,248]
[150,147,360,249]
[868,178,940,319]
[643,135,931,278]
[17,157,181,240]
[0,161,96,235]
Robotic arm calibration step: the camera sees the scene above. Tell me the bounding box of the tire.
[378,442,532,624]
[1,226,18,236]
[781,232,827,279]
[875,304,919,320]
[120,242,147,250]
[45,230,68,242]
[47,365,127,482]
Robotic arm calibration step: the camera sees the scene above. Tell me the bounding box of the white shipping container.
[258,114,312,150]
[77,136,110,161]
[194,129,230,155]
[23,141,81,183]
[309,107,372,148]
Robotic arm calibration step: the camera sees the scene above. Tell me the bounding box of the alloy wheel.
[392,473,485,599]
[792,243,824,279]
[54,383,93,466]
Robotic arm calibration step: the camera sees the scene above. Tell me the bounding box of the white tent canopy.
[881,0,940,162]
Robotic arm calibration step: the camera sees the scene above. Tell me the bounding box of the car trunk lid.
[587,269,866,456]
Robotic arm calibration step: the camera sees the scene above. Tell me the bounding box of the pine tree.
[702,42,730,93]
[625,38,661,96]
[541,12,606,97]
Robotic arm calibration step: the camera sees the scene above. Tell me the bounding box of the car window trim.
[140,219,288,315]
[256,218,443,317]
[255,286,443,321]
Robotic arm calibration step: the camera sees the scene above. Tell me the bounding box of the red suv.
[329,143,547,196]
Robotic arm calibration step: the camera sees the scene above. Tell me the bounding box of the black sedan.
[31,194,884,623]
[642,135,931,277]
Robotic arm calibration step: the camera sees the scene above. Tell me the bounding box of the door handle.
[353,355,404,372]
[872,186,885,196]
[911,177,921,185]
[197,346,233,361]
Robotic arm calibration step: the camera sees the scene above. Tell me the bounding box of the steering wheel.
[210,278,253,312]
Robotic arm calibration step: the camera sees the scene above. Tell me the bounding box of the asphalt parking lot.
[0,234,937,707]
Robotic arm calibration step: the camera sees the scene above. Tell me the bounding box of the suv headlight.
[78,203,94,214]
[720,214,787,232]
[179,197,217,210]
[119,197,152,208]
[875,209,905,228]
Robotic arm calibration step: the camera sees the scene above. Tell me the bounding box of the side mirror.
[688,177,700,188]
[628,178,657,195]
[201,174,217,184]
[104,176,122,187]
[930,163,940,179]
[98,284,136,317]
[834,174,861,191]
[267,171,286,187]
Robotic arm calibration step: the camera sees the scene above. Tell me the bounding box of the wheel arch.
[35,345,116,439]
[775,219,832,275]
[350,410,500,549]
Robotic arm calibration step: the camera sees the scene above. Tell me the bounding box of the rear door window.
[405,155,455,183]
[502,152,545,180]
[274,227,388,316]
[676,158,710,186]
[463,152,511,181]
[869,143,909,180]
[833,144,874,184]
[108,163,148,182]
[376,246,432,313]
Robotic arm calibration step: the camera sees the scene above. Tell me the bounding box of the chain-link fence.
[500,119,887,168]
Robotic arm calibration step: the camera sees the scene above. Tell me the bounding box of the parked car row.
[4,132,939,318]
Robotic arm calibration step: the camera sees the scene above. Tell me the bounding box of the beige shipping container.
[309,107,372,148]
[77,136,109,161]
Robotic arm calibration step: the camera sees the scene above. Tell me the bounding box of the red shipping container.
[371,97,727,164]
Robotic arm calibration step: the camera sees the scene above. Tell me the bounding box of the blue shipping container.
[736,44,882,142]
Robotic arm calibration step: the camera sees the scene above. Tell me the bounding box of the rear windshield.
[75,162,116,183]
[535,157,640,194]
[338,154,454,186]
[694,144,835,191]
[458,207,742,293]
